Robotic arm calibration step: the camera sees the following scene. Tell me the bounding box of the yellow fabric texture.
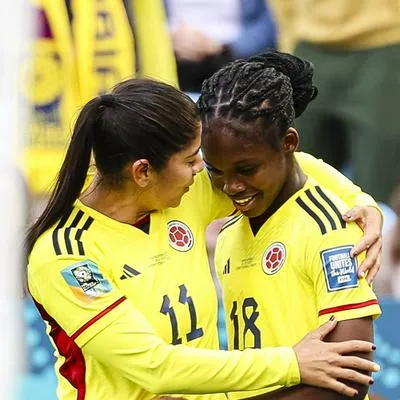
[27,156,377,398]
[28,171,300,399]
[215,178,381,399]
[24,0,178,195]
[72,0,135,101]
[132,0,178,86]
[23,0,81,195]
[270,0,400,51]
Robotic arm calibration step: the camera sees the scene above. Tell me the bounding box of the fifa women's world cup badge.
[262,242,287,275]
[167,220,194,252]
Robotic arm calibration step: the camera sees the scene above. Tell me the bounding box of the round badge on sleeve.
[168,220,194,252]
[262,242,286,275]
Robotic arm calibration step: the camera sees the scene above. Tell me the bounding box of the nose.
[192,155,204,175]
[223,176,245,196]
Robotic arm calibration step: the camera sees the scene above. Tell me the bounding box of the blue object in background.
[372,298,400,399]
[20,297,57,400]
[20,296,400,399]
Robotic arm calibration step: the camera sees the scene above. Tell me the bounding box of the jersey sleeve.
[29,257,300,394]
[28,257,131,346]
[86,310,300,394]
[295,152,379,210]
[307,224,382,325]
[187,169,235,224]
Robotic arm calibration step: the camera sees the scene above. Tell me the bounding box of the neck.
[250,159,306,233]
[79,175,152,225]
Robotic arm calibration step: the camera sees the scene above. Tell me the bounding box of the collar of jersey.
[74,199,158,236]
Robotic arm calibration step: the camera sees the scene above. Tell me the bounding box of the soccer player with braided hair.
[199,50,380,400]
[27,74,382,398]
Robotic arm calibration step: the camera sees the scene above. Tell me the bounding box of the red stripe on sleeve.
[34,300,87,400]
[319,299,379,316]
[33,296,127,400]
[71,296,127,340]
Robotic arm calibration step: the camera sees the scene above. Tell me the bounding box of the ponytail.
[25,97,102,263]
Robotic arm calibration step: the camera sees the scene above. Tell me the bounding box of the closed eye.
[236,165,259,176]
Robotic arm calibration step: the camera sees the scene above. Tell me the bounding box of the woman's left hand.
[343,206,383,284]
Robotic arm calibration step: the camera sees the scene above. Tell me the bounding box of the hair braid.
[198,50,318,144]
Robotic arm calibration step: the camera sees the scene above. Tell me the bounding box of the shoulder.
[29,207,101,275]
[215,214,245,259]
[294,184,350,237]
[219,213,243,234]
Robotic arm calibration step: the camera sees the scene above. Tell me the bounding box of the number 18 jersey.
[215,179,381,399]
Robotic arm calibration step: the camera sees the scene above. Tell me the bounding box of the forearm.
[243,384,355,399]
[84,309,300,394]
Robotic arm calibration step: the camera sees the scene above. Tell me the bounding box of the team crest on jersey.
[321,245,359,292]
[61,260,112,302]
[168,220,194,252]
[262,242,286,275]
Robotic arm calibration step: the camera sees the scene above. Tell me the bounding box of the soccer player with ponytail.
[26,77,380,399]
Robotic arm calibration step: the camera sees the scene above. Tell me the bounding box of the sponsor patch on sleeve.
[61,260,112,302]
[320,246,359,292]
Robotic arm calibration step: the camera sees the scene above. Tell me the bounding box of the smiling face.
[202,119,297,218]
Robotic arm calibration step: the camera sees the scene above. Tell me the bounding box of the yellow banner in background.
[24,0,80,195]
[24,0,178,196]
[72,0,135,101]
[132,0,178,86]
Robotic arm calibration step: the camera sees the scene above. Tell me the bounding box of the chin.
[167,197,183,209]
[242,202,270,219]
[242,208,263,218]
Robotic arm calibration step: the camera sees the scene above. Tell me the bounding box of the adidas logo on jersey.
[120,264,141,280]
[223,259,231,274]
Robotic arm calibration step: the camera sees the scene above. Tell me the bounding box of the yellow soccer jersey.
[116,169,233,399]
[28,157,378,400]
[28,191,303,399]
[215,178,381,399]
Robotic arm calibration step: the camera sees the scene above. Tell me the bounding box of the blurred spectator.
[372,203,398,296]
[24,0,178,216]
[165,0,277,92]
[390,182,400,264]
[388,183,400,296]
[269,0,400,204]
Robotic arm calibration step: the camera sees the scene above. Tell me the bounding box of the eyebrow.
[185,145,201,159]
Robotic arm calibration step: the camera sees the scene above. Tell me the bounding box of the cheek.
[252,165,284,192]
[171,165,192,185]
[209,174,224,190]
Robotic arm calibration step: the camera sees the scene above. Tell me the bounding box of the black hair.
[25,78,199,260]
[198,50,318,149]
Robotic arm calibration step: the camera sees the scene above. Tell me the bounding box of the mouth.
[231,194,259,211]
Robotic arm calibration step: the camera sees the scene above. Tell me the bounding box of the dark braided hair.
[198,50,318,149]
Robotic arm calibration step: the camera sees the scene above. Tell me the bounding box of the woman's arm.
[244,318,374,400]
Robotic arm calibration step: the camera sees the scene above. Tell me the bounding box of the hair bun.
[248,50,318,118]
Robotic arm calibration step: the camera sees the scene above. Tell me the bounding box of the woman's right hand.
[294,316,379,397]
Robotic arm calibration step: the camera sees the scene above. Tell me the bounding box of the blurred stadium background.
[9,1,400,399]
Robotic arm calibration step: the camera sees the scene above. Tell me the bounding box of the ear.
[282,127,299,154]
[131,159,152,187]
